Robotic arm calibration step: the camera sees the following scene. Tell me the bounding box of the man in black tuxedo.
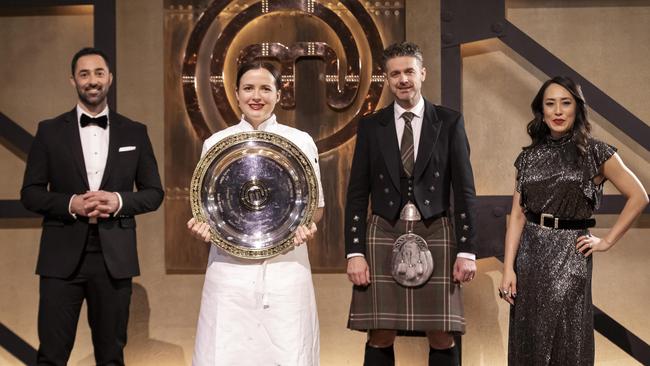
[21,47,163,366]
[345,42,478,366]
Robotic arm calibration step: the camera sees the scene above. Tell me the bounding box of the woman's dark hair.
[526,76,591,155]
[235,61,282,91]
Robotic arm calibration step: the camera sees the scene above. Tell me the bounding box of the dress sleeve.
[582,138,617,208]
[592,139,617,169]
[514,150,527,193]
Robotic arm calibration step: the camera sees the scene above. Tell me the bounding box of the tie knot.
[80,114,108,129]
[401,111,415,124]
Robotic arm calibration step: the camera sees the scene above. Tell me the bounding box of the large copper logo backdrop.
[165,0,404,273]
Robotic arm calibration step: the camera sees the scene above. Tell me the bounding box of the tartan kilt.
[347,214,465,334]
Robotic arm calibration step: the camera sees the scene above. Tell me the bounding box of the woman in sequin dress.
[500,76,648,365]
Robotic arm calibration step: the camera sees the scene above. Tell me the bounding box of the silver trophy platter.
[190,131,318,259]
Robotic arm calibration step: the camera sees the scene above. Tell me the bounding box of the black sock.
[364,342,395,366]
[428,344,459,366]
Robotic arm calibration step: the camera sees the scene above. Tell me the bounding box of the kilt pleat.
[347,215,465,333]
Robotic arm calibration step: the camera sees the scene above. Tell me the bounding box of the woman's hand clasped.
[187,217,211,243]
[576,234,613,257]
[293,222,317,246]
[500,269,517,305]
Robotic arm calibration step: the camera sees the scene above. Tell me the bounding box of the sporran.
[390,202,434,287]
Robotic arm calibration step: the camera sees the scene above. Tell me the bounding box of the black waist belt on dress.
[525,212,596,230]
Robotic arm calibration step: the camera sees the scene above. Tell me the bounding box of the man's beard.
[77,86,107,107]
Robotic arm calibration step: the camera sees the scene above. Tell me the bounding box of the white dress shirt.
[394,96,425,161]
[68,105,122,220]
[77,105,110,191]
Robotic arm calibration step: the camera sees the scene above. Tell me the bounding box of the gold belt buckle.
[540,213,559,229]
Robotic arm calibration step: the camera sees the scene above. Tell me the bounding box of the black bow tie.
[80,114,108,129]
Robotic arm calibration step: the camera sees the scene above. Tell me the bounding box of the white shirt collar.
[394,96,425,120]
[76,104,110,125]
[237,114,277,131]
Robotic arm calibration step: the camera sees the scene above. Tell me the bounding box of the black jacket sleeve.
[21,122,75,220]
[344,117,371,256]
[449,114,478,254]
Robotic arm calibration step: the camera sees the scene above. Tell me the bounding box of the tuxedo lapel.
[100,111,121,189]
[376,105,401,189]
[413,101,441,181]
[63,110,90,190]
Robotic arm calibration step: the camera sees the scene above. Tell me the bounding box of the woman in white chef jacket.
[187,60,325,366]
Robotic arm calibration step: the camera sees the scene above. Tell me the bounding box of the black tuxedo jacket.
[345,100,478,256]
[21,109,164,279]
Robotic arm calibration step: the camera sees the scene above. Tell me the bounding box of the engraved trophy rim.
[189,131,318,259]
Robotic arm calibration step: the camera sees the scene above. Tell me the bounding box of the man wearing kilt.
[345,42,478,366]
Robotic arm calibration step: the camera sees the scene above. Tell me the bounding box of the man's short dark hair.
[382,42,424,70]
[71,47,111,75]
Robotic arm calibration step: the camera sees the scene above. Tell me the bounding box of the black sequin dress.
[508,135,616,366]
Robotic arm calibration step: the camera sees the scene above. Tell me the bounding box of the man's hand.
[83,191,120,218]
[347,256,371,286]
[70,194,90,217]
[452,257,476,283]
[294,222,318,246]
[187,218,211,243]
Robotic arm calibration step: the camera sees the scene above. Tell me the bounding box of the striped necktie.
[400,111,415,176]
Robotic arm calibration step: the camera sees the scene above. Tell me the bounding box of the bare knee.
[426,331,454,349]
[368,330,397,348]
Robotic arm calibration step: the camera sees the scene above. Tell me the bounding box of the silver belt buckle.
[540,213,559,229]
[399,201,422,222]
